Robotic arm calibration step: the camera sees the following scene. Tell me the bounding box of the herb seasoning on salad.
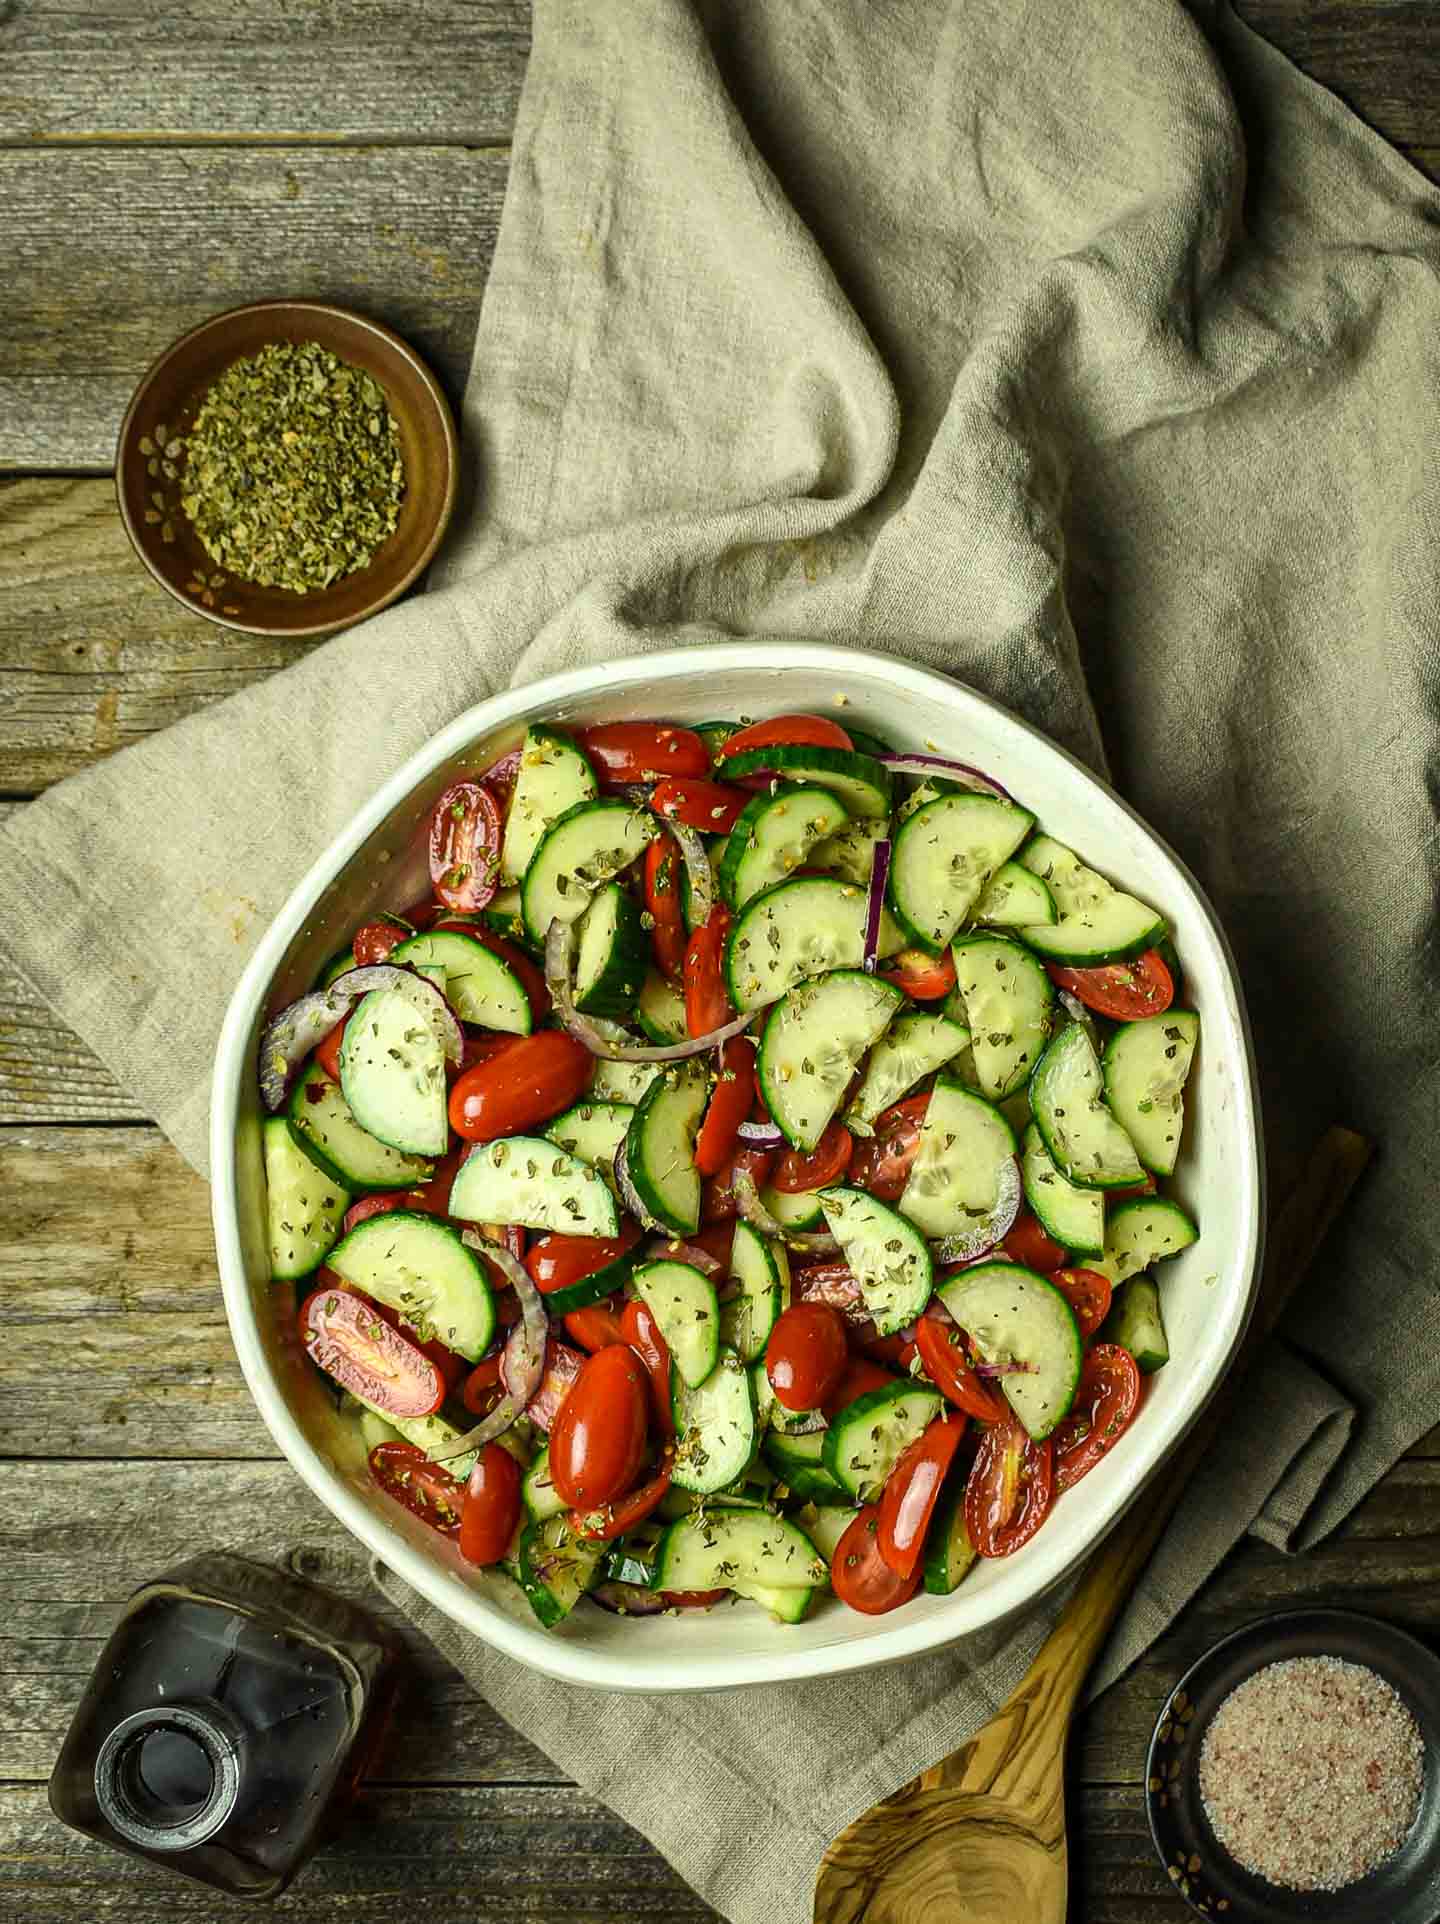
[255,710,1202,1629]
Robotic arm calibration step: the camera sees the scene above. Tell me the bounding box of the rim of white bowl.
[212,640,1263,1692]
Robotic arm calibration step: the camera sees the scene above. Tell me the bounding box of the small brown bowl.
[116,300,458,638]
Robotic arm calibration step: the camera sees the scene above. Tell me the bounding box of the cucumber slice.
[544,1099,633,1188]
[327,1211,496,1361]
[938,1261,1082,1441]
[315,945,357,989]
[670,1348,756,1494]
[636,968,687,1045]
[888,793,1036,953]
[389,930,533,1034]
[751,1360,824,1436]
[819,1186,934,1338]
[1017,835,1165,965]
[522,1445,568,1522]
[757,1185,826,1232]
[822,1380,944,1501]
[632,1260,721,1388]
[761,1428,848,1504]
[758,970,903,1151]
[655,1507,828,1591]
[528,1230,640,1315]
[795,1503,857,1563]
[1029,1023,1144,1190]
[263,1117,348,1281]
[739,1582,815,1623]
[521,799,657,947]
[841,724,896,760]
[694,719,741,758]
[518,1514,606,1627]
[287,1062,434,1194]
[338,987,449,1157]
[624,1060,707,1235]
[589,1055,661,1105]
[718,744,893,818]
[448,1135,620,1238]
[845,1011,971,1133]
[721,1220,788,1363]
[720,785,852,908]
[361,1405,479,1480]
[948,935,1055,1100]
[923,1480,978,1595]
[1102,1274,1170,1372]
[602,1528,664,1589]
[974,860,1058,928]
[1021,1122,1104,1256]
[501,723,599,885]
[1102,1011,1200,1175]
[573,882,648,1018]
[725,875,903,1011]
[1094,1197,1199,1288]
[808,813,888,887]
[480,885,531,950]
[898,1078,1017,1240]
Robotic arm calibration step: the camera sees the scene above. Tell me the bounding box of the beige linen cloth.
[4,1,1439,1915]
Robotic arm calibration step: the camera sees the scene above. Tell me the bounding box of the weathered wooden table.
[3,5,1437,1918]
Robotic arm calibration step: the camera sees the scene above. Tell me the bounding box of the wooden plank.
[1,1,529,146]
[0,146,507,472]
[0,953,143,1123]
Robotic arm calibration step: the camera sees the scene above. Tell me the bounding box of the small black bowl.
[1146,1609,1440,1922]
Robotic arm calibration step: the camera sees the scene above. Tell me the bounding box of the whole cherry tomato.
[877,1416,966,1579]
[300,1284,444,1418]
[831,1504,922,1615]
[1046,949,1174,1020]
[701,1146,776,1223]
[693,1037,756,1178]
[563,1302,628,1352]
[878,948,956,1001]
[368,1442,464,1536]
[848,1094,929,1202]
[822,1357,898,1421]
[620,1297,674,1437]
[458,1442,523,1566]
[352,919,408,966]
[577,722,711,782]
[526,1228,640,1304]
[429,781,503,912]
[650,777,749,833]
[1000,1210,1067,1273]
[448,1030,591,1143]
[547,1344,650,1510]
[965,1409,1054,1558]
[1049,1266,1113,1343]
[683,907,733,1037]
[765,1301,850,1411]
[771,1121,853,1193]
[913,1304,1008,1422]
[716,715,854,760]
[1052,1343,1142,1493]
[644,838,688,980]
[570,1447,675,1540]
[460,1353,504,1416]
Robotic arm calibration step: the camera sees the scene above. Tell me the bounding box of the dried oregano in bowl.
[178,341,406,593]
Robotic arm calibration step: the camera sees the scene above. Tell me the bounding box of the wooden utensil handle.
[1036,1126,1372,1698]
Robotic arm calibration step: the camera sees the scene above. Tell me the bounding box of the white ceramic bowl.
[212,642,1263,1693]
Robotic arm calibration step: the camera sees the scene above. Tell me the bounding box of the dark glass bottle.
[48,1552,401,1898]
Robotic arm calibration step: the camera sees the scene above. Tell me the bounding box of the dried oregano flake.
[178,340,405,593]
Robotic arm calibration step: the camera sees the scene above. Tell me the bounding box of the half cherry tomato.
[1052,1343,1142,1494]
[879,948,956,1001]
[460,1353,504,1416]
[564,1302,628,1352]
[300,1284,444,1418]
[429,781,503,912]
[458,1443,523,1566]
[314,1012,350,1083]
[701,1146,775,1223]
[858,1329,919,1371]
[547,1344,650,1510]
[1046,949,1174,1020]
[650,777,749,834]
[694,1037,755,1177]
[792,1261,866,1326]
[1049,1266,1113,1343]
[831,1504,922,1615]
[683,907,733,1037]
[644,838,688,979]
[352,919,408,966]
[368,1441,464,1536]
[571,1447,675,1540]
[877,1415,967,1579]
[765,1301,850,1411]
[914,1304,1007,1422]
[965,1409,1054,1558]
[448,1030,591,1143]
[650,1222,736,1269]
[620,1298,674,1436]
[822,1357,898,1421]
[577,722,710,782]
[716,714,854,760]
[771,1121,853,1194]
[848,1094,929,1202]
[1000,1210,1067,1274]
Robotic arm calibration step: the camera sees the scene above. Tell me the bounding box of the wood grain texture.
[0,146,506,471]
[1,0,529,145]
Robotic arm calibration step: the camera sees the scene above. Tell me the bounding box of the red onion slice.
[545,917,753,1061]
[665,816,713,930]
[974,1359,1039,1377]
[643,1236,725,1277]
[862,837,892,973]
[1055,989,1100,1051]
[259,964,462,1111]
[737,1119,784,1149]
[930,1157,1022,1264]
[518,1338,586,1433]
[878,753,1012,800]
[733,1167,839,1254]
[426,1236,547,1461]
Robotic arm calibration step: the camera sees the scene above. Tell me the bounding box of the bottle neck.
[93,1702,244,1853]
